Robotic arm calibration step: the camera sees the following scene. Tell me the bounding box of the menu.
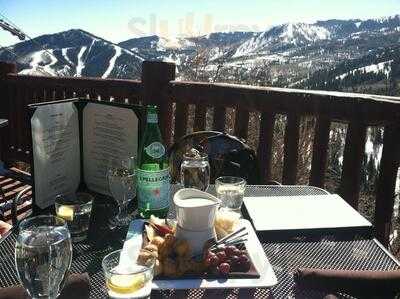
[30,99,141,209]
[83,103,139,195]
[31,102,81,209]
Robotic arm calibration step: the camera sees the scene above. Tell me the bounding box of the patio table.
[0,185,399,298]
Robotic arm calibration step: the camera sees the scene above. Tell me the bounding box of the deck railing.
[1,61,399,246]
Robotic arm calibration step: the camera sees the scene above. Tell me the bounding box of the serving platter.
[125,219,278,290]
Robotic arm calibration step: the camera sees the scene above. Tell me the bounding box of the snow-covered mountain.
[0,29,143,78]
[0,15,399,84]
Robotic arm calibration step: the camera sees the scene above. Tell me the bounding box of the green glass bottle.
[137,105,170,218]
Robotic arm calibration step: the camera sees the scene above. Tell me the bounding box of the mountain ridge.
[0,15,399,90]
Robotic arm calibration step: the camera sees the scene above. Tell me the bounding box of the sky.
[1,0,400,47]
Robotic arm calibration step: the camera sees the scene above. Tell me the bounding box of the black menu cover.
[29,98,143,211]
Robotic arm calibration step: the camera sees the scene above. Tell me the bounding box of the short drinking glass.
[107,157,137,227]
[215,176,247,214]
[15,215,72,299]
[180,149,210,191]
[55,192,93,242]
[102,249,155,299]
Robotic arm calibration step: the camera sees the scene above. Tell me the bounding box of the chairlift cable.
[0,12,57,65]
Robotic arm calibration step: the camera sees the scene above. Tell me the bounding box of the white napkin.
[243,194,371,231]
[118,220,144,269]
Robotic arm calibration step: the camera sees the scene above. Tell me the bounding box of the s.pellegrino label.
[136,168,170,211]
[137,105,170,218]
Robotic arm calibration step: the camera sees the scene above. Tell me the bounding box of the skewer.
[210,237,248,250]
[216,226,246,245]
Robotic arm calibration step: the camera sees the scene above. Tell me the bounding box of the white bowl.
[173,188,220,231]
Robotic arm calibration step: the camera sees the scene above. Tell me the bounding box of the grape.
[239,254,249,264]
[216,251,227,262]
[224,245,237,257]
[218,262,230,275]
[230,255,240,266]
[238,260,251,272]
[204,250,213,258]
[233,248,241,256]
[210,255,220,266]
[240,250,247,256]
[208,252,217,259]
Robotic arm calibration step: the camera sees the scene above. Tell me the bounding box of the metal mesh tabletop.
[0,185,399,298]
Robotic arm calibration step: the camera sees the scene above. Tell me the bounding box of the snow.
[355,22,362,28]
[75,46,87,77]
[19,50,58,76]
[155,36,194,50]
[62,48,73,65]
[102,46,122,78]
[335,60,393,80]
[280,23,330,43]
[232,23,330,58]
[44,49,57,73]
[365,134,383,169]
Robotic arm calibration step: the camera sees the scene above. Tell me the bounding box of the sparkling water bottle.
[137,105,170,218]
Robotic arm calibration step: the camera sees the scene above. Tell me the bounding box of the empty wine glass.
[15,215,72,299]
[107,156,137,227]
[180,149,210,191]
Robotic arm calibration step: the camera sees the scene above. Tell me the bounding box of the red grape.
[239,254,249,264]
[233,248,241,256]
[210,255,220,266]
[230,255,240,265]
[218,262,230,275]
[216,251,227,262]
[208,252,217,259]
[224,245,237,257]
[238,260,251,272]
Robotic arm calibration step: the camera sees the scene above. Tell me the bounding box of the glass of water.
[15,215,72,299]
[103,249,155,299]
[180,149,210,191]
[215,176,247,215]
[107,157,137,227]
[55,192,93,242]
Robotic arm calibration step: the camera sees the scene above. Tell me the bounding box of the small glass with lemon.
[55,192,93,242]
[102,250,155,299]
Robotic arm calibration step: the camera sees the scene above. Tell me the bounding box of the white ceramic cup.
[173,188,220,231]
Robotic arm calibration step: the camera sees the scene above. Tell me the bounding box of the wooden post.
[339,121,367,209]
[142,61,176,146]
[282,112,300,184]
[0,62,17,165]
[374,124,400,247]
[0,62,16,78]
[257,111,275,183]
[309,116,331,187]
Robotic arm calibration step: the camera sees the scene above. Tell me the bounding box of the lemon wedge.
[107,274,145,294]
[57,205,74,221]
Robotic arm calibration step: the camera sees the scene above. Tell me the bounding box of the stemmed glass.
[15,215,72,299]
[107,156,137,227]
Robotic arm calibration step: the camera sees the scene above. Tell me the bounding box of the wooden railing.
[1,61,399,247]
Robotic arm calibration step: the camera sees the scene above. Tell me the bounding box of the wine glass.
[180,149,210,191]
[15,215,72,299]
[107,156,137,227]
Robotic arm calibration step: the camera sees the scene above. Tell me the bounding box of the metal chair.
[168,131,262,185]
